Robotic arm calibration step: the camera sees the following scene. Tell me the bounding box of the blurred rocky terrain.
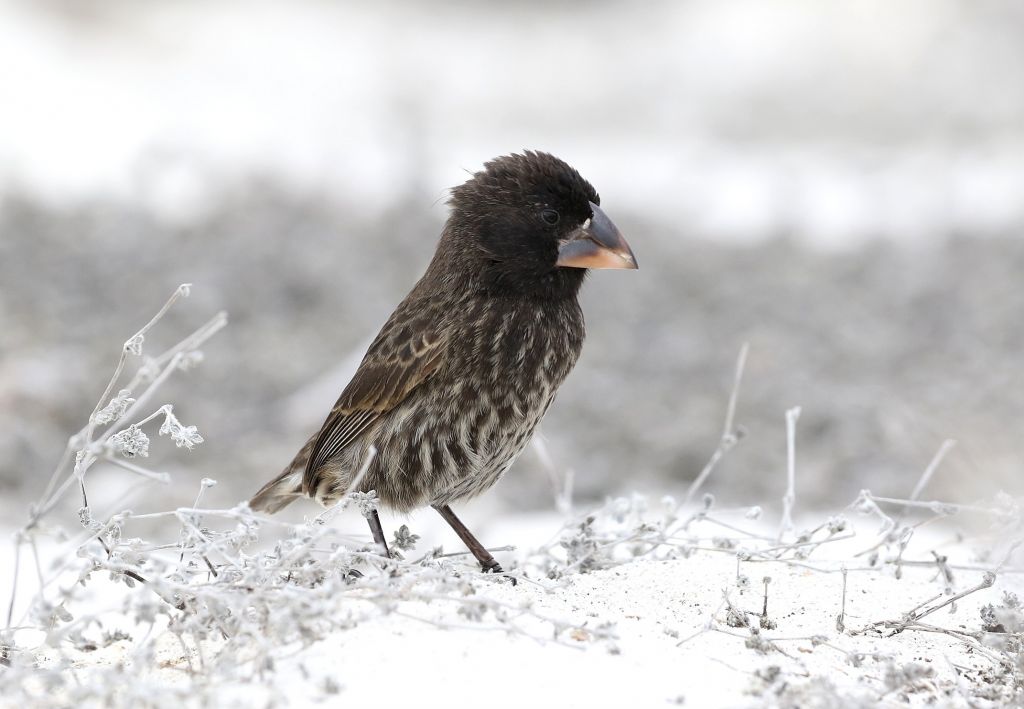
[1,0,1022,515]
[2,190,1021,513]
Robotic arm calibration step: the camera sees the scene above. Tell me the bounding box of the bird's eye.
[541,209,560,225]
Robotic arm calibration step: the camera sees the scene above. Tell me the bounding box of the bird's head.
[445,151,636,298]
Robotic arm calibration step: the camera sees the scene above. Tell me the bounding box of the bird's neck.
[475,262,586,302]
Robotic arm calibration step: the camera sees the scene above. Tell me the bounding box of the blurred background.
[2,0,1023,522]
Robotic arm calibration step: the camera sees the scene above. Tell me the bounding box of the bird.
[249,151,636,575]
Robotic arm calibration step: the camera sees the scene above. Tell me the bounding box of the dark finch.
[249,151,636,574]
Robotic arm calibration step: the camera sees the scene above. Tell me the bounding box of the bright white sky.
[1,0,1022,245]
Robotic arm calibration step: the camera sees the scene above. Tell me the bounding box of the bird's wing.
[302,298,448,494]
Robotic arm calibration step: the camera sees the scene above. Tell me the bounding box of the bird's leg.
[367,510,392,558]
[432,504,508,577]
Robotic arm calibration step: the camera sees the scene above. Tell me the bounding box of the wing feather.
[302,300,447,495]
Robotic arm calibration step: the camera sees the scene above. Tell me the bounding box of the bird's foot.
[481,560,517,586]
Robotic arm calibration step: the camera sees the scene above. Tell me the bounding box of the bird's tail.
[248,433,316,514]
[248,469,303,513]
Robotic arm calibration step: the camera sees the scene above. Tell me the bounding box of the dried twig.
[777,406,801,542]
[685,343,749,504]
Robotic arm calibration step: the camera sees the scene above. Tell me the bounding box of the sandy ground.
[4,507,1020,709]
[274,556,1002,708]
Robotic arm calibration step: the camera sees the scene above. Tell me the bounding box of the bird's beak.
[556,202,638,270]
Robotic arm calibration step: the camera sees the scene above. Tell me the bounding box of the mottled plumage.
[250,151,636,572]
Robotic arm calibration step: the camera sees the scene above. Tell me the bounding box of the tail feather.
[248,433,317,513]
[248,470,304,513]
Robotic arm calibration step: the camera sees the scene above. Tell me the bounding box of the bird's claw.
[481,560,517,586]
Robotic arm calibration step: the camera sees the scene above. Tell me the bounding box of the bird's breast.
[367,297,585,509]
[467,298,583,399]
[445,299,583,458]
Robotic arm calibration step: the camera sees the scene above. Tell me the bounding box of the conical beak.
[555,202,638,270]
